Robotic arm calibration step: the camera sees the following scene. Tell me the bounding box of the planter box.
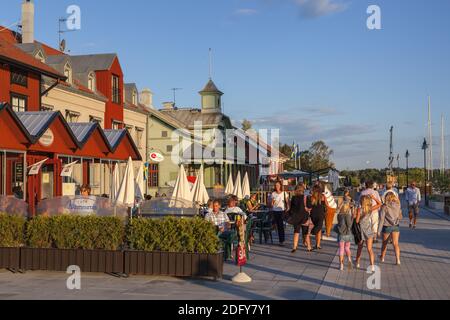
[20,248,124,273]
[124,251,223,279]
[429,201,445,211]
[0,247,20,270]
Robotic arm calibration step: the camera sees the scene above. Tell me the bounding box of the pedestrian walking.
[405,182,421,229]
[361,181,383,243]
[310,185,327,250]
[269,181,290,247]
[378,192,402,266]
[322,182,338,239]
[289,184,313,253]
[355,194,382,272]
[336,190,355,271]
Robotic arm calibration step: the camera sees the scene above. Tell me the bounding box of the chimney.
[21,0,35,44]
[140,88,153,109]
[162,102,175,110]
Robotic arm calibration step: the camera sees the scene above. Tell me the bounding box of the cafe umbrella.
[192,165,209,205]
[169,164,193,209]
[242,172,251,199]
[116,157,135,208]
[225,172,234,195]
[233,171,243,200]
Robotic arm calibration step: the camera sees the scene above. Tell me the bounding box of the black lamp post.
[422,139,429,206]
[405,150,410,187]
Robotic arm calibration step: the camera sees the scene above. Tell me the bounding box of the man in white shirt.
[405,182,422,229]
[361,181,383,242]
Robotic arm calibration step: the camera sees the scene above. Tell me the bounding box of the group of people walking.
[268,180,423,272]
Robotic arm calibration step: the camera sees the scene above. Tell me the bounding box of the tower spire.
[441,114,445,175]
[209,48,213,80]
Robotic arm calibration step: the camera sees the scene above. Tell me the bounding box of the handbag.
[351,220,362,245]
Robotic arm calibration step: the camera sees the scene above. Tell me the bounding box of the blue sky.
[1,0,449,170]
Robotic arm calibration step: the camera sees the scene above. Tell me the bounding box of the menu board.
[14,162,24,183]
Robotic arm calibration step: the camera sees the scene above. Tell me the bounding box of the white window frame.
[64,62,73,84]
[88,72,96,91]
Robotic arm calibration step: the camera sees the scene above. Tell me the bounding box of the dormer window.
[64,62,73,84]
[88,72,96,91]
[35,50,45,63]
[132,90,138,105]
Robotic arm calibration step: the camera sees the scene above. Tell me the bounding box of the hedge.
[0,213,26,248]
[26,215,125,251]
[127,217,221,254]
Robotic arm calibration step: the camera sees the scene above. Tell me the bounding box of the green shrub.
[127,217,220,254]
[26,215,124,251]
[0,213,26,247]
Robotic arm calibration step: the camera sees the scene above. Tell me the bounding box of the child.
[336,191,355,271]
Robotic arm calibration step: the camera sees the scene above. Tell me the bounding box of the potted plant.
[0,213,25,270]
[124,216,223,279]
[21,215,125,274]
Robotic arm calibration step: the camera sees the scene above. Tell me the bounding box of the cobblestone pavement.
[1,207,449,300]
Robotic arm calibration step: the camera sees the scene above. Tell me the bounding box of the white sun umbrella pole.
[169,165,193,211]
[116,157,136,220]
[242,172,251,199]
[233,171,244,200]
[225,172,234,195]
[192,165,210,205]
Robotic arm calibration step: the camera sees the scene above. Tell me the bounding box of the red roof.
[0,37,65,79]
[0,26,20,43]
[38,41,65,56]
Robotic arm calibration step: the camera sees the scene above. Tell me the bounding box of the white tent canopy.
[242,172,251,199]
[116,157,135,207]
[169,165,193,208]
[192,165,210,205]
[225,172,234,195]
[233,171,244,200]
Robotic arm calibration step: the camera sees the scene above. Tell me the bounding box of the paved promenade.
[1,207,449,300]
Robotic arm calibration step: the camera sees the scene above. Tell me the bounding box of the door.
[41,164,54,200]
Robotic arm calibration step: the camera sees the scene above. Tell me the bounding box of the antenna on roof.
[58,17,77,52]
[171,88,183,108]
[209,48,213,80]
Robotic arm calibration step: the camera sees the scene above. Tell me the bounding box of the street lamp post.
[405,150,410,187]
[422,139,429,207]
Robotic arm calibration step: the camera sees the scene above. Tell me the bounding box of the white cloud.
[295,0,348,18]
[234,8,259,16]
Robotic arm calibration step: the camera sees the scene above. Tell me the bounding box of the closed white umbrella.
[225,172,234,195]
[192,165,209,205]
[116,157,135,207]
[135,163,145,201]
[242,172,251,199]
[233,171,243,200]
[110,164,121,201]
[169,165,193,208]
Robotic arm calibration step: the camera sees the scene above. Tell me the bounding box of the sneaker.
[291,248,297,254]
[413,225,417,230]
[409,223,413,229]
[396,260,401,266]
[340,263,344,271]
[348,260,354,270]
[380,256,385,263]
[370,265,376,273]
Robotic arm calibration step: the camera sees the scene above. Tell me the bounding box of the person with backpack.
[335,190,355,271]
[289,183,313,253]
[355,194,382,272]
[378,192,402,266]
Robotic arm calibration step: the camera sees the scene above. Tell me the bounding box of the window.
[112,75,121,104]
[11,94,27,112]
[132,90,138,105]
[166,145,173,153]
[41,104,54,112]
[148,164,159,188]
[112,121,121,130]
[10,67,28,87]
[35,50,45,63]
[135,128,144,149]
[125,125,133,135]
[65,110,80,123]
[89,116,102,125]
[161,131,168,138]
[64,63,72,84]
[88,72,96,91]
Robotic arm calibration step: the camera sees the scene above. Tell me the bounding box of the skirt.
[359,215,374,241]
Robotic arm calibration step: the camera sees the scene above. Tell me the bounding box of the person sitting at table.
[224,196,248,221]
[205,199,231,232]
[246,193,260,213]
